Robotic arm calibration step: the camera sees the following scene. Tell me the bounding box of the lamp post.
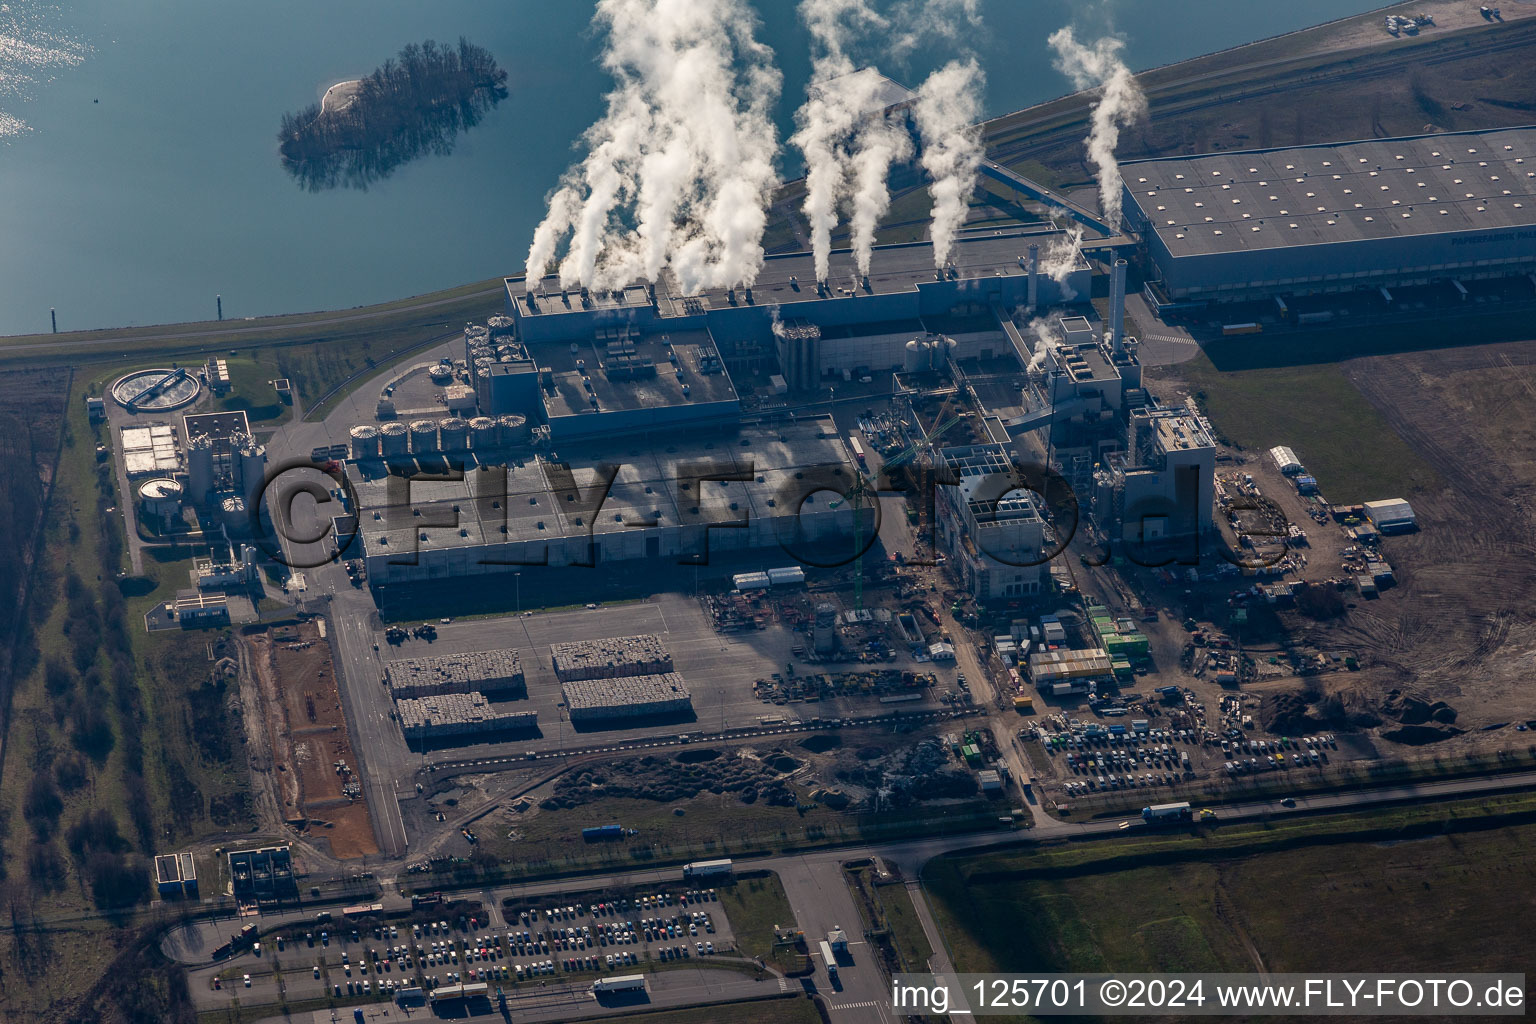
[514,571,521,615]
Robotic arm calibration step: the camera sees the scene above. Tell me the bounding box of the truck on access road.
[1141,801,1193,824]
[682,859,733,880]
[820,940,839,979]
[593,974,647,994]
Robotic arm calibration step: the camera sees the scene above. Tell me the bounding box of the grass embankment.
[436,790,1009,889]
[2,277,507,426]
[926,791,1536,984]
[845,863,931,974]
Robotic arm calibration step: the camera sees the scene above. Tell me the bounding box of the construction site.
[244,622,379,860]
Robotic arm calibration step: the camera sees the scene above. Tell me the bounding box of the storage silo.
[904,338,926,373]
[186,434,214,505]
[497,413,528,445]
[438,417,469,451]
[380,420,410,457]
[221,494,247,533]
[486,315,514,337]
[468,416,497,449]
[349,424,380,460]
[409,419,439,454]
[239,443,268,509]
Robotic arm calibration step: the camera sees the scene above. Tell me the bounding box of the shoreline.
[319,78,362,115]
[10,4,1532,344]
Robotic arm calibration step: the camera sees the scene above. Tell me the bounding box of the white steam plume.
[1025,316,1057,372]
[912,58,984,270]
[847,116,912,276]
[886,0,981,60]
[1039,222,1083,301]
[524,0,782,294]
[791,0,903,284]
[1047,26,1146,232]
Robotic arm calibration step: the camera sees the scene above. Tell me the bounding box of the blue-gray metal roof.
[1125,126,1536,258]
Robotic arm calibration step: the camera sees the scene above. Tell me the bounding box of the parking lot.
[1027,691,1342,804]
[192,881,747,1015]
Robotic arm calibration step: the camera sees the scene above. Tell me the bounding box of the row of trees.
[278,37,508,191]
[19,457,153,915]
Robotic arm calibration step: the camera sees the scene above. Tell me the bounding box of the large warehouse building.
[1123,126,1536,303]
[354,414,871,584]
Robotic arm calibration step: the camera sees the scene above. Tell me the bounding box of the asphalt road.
[0,285,506,357]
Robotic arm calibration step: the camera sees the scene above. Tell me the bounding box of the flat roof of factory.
[353,414,856,553]
[511,229,1087,312]
[1125,126,1536,258]
[183,410,251,440]
[531,327,738,419]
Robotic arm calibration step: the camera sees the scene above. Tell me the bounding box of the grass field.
[438,789,1011,889]
[1175,351,1441,505]
[925,793,1536,985]
[715,872,797,962]
[845,863,932,974]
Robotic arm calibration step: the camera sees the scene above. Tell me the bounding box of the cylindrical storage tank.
[221,495,246,532]
[349,424,380,460]
[486,315,514,337]
[904,338,925,374]
[380,420,410,457]
[239,444,268,507]
[438,417,469,451]
[138,478,183,521]
[186,435,214,505]
[936,335,956,366]
[428,362,454,383]
[497,414,528,445]
[409,419,439,454]
[468,416,497,449]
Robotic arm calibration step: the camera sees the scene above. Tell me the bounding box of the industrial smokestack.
[1110,258,1128,354]
[1027,243,1040,312]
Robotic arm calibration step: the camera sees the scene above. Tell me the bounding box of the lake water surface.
[0,0,1388,335]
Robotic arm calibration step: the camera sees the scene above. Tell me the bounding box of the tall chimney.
[1027,243,1040,312]
[1110,258,1128,354]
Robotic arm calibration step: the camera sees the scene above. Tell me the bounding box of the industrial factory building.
[1124,126,1536,303]
[384,650,526,700]
[396,692,537,740]
[934,444,1051,602]
[561,673,694,724]
[228,846,296,904]
[502,230,1090,437]
[1094,407,1218,543]
[354,414,869,584]
[182,409,268,523]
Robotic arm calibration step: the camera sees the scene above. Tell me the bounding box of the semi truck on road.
[683,858,733,879]
[1142,801,1193,823]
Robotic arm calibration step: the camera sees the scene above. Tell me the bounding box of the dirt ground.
[247,622,378,858]
[1124,334,1536,767]
[1328,341,1536,728]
